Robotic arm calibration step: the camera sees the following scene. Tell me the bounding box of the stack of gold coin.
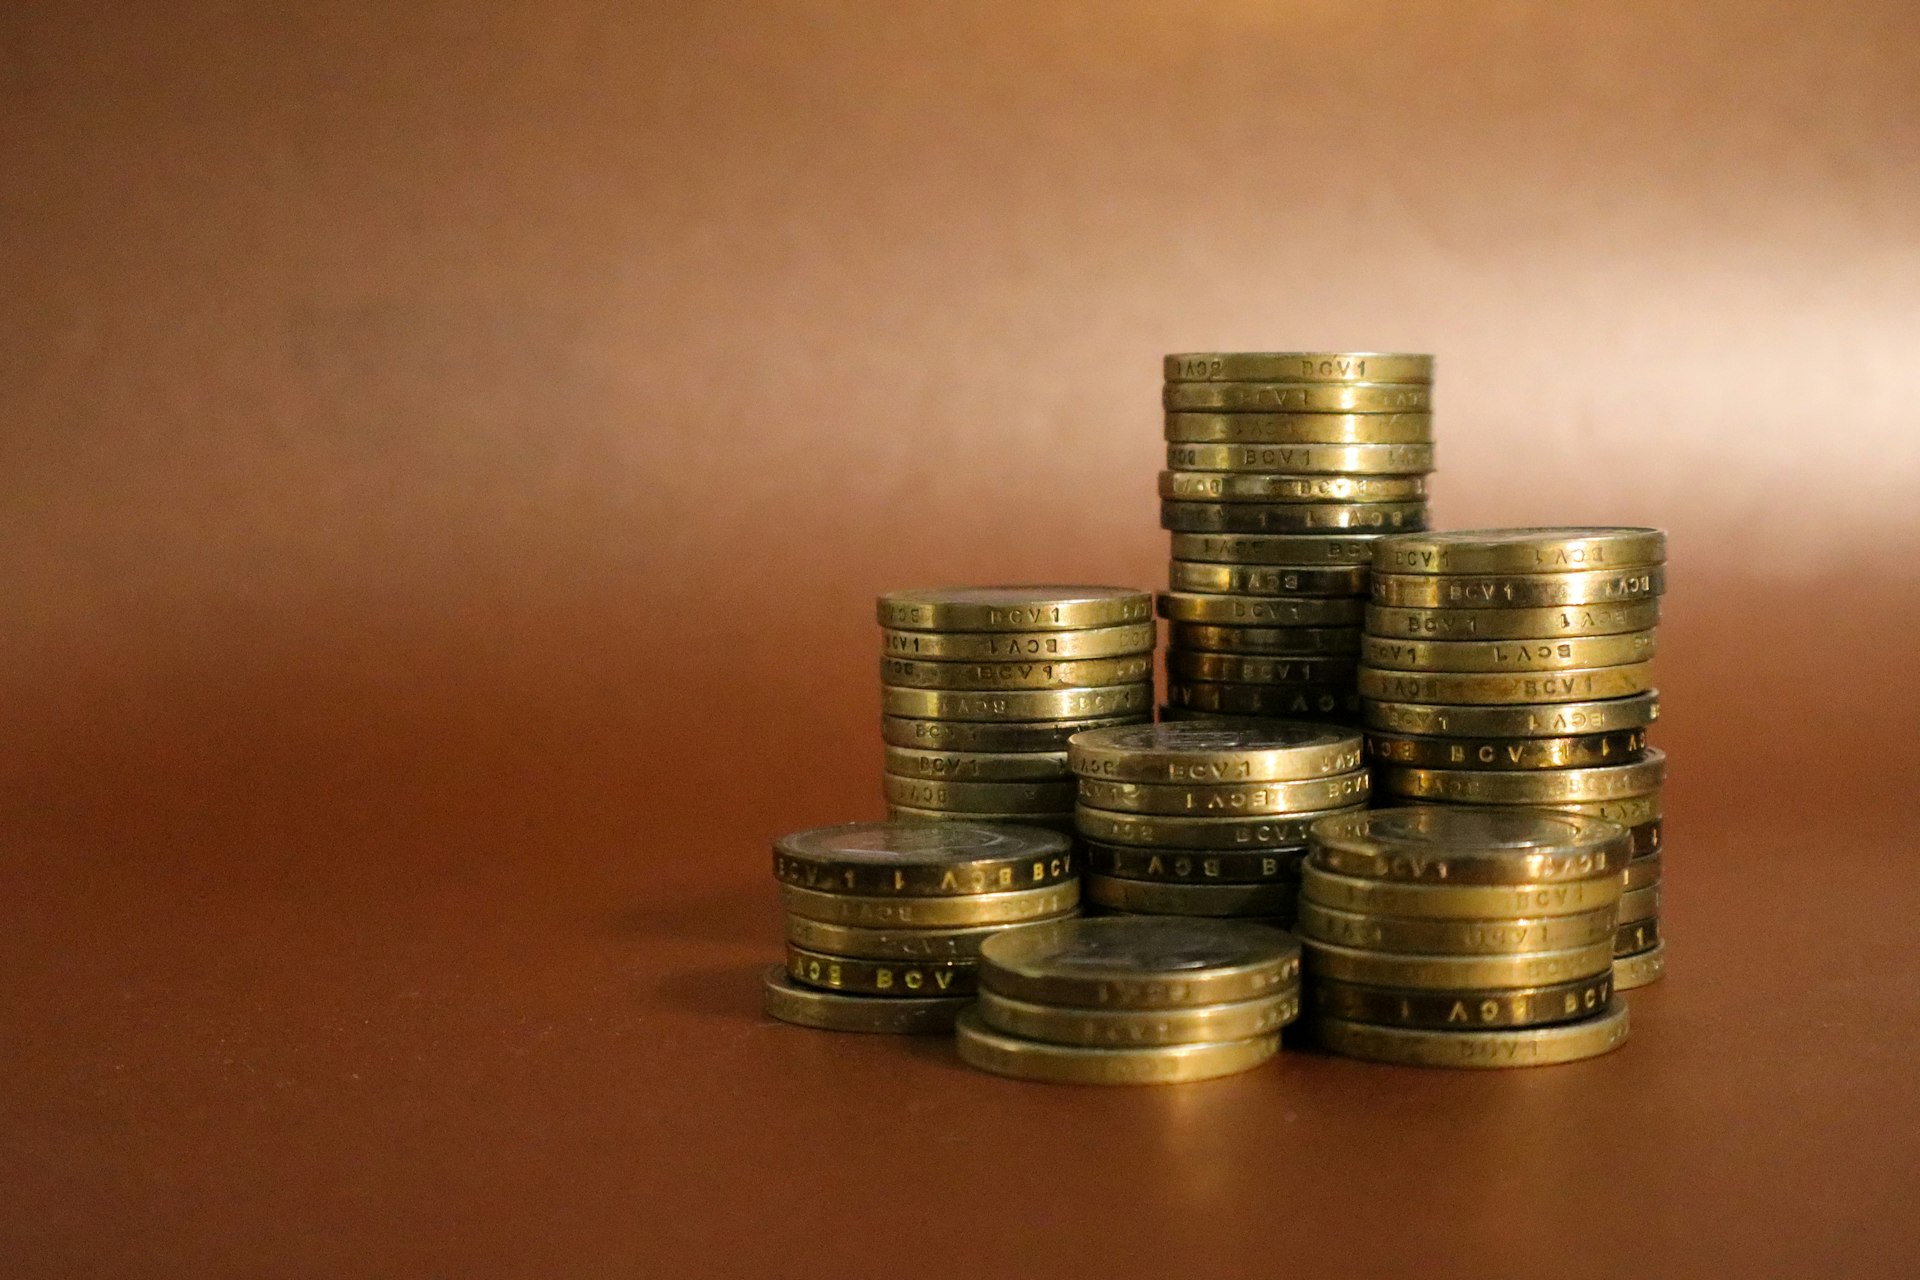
[878,586,1156,832]
[1067,720,1369,924]
[956,916,1302,1084]
[1357,528,1669,988]
[1300,807,1633,1068]
[763,821,1081,1035]
[1159,353,1436,725]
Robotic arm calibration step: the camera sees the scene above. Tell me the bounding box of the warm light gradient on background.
[5,3,1918,1276]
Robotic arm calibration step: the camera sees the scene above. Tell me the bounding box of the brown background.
[4,2,1918,1276]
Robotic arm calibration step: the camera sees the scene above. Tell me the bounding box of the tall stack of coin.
[1159,353,1436,724]
[764,821,1081,1035]
[1067,721,1369,924]
[1357,528,1669,988]
[1300,807,1632,1068]
[956,916,1301,1084]
[879,586,1156,832]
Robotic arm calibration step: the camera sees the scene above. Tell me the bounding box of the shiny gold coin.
[1373,567,1665,609]
[1164,382,1432,413]
[955,1008,1280,1084]
[886,803,1075,833]
[1161,473,1429,507]
[1629,820,1663,858]
[1309,972,1614,1029]
[883,744,1071,782]
[1361,691,1660,738]
[1358,663,1655,706]
[1614,917,1660,957]
[880,652,1153,691]
[1166,681,1362,719]
[1168,532,1385,565]
[1080,840,1306,884]
[978,915,1301,1008]
[881,622,1156,661]
[1077,770,1370,816]
[1077,804,1364,849]
[1366,728,1648,770]
[1164,352,1435,383]
[1162,500,1430,534]
[1068,720,1364,784]
[1313,997,1630,1068]
[1169,622,1365,655]
[881,713,1144,753]
[785,912,1077,961]
[1302,938,1616,991]
[1617,884,1661,924]
[1165,412,1434,445]
[1164,445,1435,477]
[1360,631,1657,672]
[779,879,1081,928]
[1374,750,1666,805]
[1306,806,1628,885]
[877,585,1151,632]
[786,945,977,997]
[977,987,1299,1046]
[1366,599,1662,640]
[1300,864,1621,919]
[880,682,1153,722]
[1084,873,1298,918]
[1170,651,1360,685]
[1613,941,1665,989]
[1168,560,1372,597]
[1295,900,1618,954]
[882,773,1079,813]
[1157,591,1367,627]
[761,966,969,1035]
[1537,794,1664,826]
[1376,527,1667,576]
[772,820,1074,897]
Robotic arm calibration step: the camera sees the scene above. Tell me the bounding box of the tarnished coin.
[955,1009,1281,1084]
[1617,884,1661,924]
[1157,591,1367,627]
[1164,382,1432,413]
[1166,680,1362,719]
[1295,900,1618,954]
[761,966,969,1035]
[880,653,1154,691]
[877,585,1151,632]
[1168,532,1385,565]
[1360,631,1657,672]
[779,879,1081,928]
[1077,804,1365,850]
[1362,692,1660,738]
[1162,501,1430,534]
[1629,820,1662,858]
[1615,917,1660,957]
[1169,623,1365,655]
[1366,728,1648,770]
[886,804,1074,833]
[1306,806,1628,885]
[883,745,1071,782]
[785,913,1077,961]
[978,915,1302,1008]
[1164,352,1435,383]
[881,682,1154,722]
[1301,937,1616,990]
[1165,412,1433,445]
[1068,720,1364,784]
[1357,663,1655,706]
[1372,751,1665,805]
[1084,874,1298,918]
[772,820,1075,897]
[1170,651,1360,685]
[1078,771,1369,816]
[1313,997,1630,1068]
[1365,600,1662,640]
[1161,472,1428,503]
[1300,864,1621,919]
[1372,567,1665,609]
[1376,528,1667,576]
[1168,560,1372,597]
[786,945,977,997]
[882,773,1079,813]
[977,987,1300,1047]
[1309,972,1614,1029]
[1080,839,1307,884]
[1614,941,1666,989]
[1622,855,1662,891]
[882,713,1144,753]
[881,622,1155,661]
[1164,450,1433,481]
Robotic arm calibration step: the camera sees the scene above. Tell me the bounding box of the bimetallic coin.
[1168,532,1384,565]
[1169,623,1365,656]
[1366,728,1648,770]
[1168,560,1372,597]
[880,622,1155,661]
[779,879,1081,928]
[786,945,976,997]
[1614,941,1666,989]
[1295,900,1618,954]
[1078,804,1364,850]
[886,804,1075,833]
[978,987,1299,1047]
[773,820,1075,896]
[1162,501,1430,534]
[1161,472,1429,503]
[761,966,969,1035]
[881,682,1154,722]
[881,773,1079,814]
[1164,382,1432,413]
[1158,591,1367,627]
[1170,651,1360,685]
[1085,874,1299,918]
[1362,692,1660,738]
[1077,770,1369,816]
[1166,681,1362,719]
[1373,750,1666,805]
[1300,864,1621,919]
[1165,412,1434,445]
[1069,721,1364,784]
[1617,884,1661,924]
[1164,352,1435,384]
[785,913,1077,961]
[880,652,1154,691]
[1313,997,1630,1068]
[1538,794,1664,826]
[978,915,1301,1008]
[1309,972,1614,1029]
[1358,664,1655,706]
[1614,917,1660,957]
[1372,567,1665,609]
[1080,839,1306,884]
[1629,821,1663,858]
[1360,631,1656,672]
[883,745,1071,782]
[1305,807,1628,884]
[1376,528,1667,576]
[1164,455,1433,485]
[882,713,1144,753]
[955,1009,1281,1084]
[877,585,1151,632]
[1365,600,1662,640]
[1301,938,1616,991]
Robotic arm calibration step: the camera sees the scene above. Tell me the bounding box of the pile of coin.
[877,586,1155,832]
[1299,807,1632,1067]
[1066,720,1369,924]
[1158,353,1437,725]
[955,916,1302,1084]
[1356,528,1669,987]
[763,821,1081,1034]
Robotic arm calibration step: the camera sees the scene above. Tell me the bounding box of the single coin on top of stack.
[1068,720,1369,926]
[1299,806,1632,1068]
[1159,352,1436,725]
[957,916,1302,1084]
[1358,528,1669,989]
[878,586,1155,833]
[763,821,1080,1035]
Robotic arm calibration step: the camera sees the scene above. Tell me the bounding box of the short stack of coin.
[1067,720,1369,924]
[1357,527,1668,987]
[956,916,1302,1084]
[1158,352,1436,724]
[764,821,1081,1034]
[1299,807,1632,1068]
[878,586,1156,832]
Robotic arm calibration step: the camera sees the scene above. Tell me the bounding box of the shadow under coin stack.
[878,586,1156,833]
[1158,352,1436,725]
[956,916,1301,1084]
[764,821,1081,1035]
[1068,721,1369,925]
[1357,528,1669,989]
[1300,807,1631,1068]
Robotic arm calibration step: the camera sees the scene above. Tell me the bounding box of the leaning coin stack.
[763,821,1081,1035]
[878,586,1156,832]
[1068,720,1369,925]
[1357,528,1669,989]
[956,916,1302,1084]
[1158,352,1437,725]
[1300,807,1632,1068]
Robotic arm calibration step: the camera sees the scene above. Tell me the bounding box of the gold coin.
[779,879,1081,928]
[1313,997,1630,1068]
[1536,794,1664,826]
[1376,527,1666,575]
[772,820,1075,896]
[1164,382,1432,413]
[1629,820,1662,858]
[1613,941,1665,989]
[1166,680,1362,719]
[1169,622,1364,655]
[1295,900,1618,954]
[955,1009,1280,1084]
[1306,806,1628,885]
[1163,445,1435,477]
[877,585,1151,632]
[1373,750,1666,805]
[1168,532,1385,565]
[1622,857,1662,892]
[880,652,1154,691]
[1170,651,1360,685]
[1068,720,1364,783]
[1361,692,1660,738]
[1366,728,1648,770]
[1300,864,1621,919]
[1365,600,1662,640]
[883,744,1071,782]
[1165,412,1434,444]
[1617,884,1661,924]
[1302,938,1616,991]
[1077,804,1363,849]
[881,713,1144,753]
[761,966,969,1035]
[1358,663,1655,706]
[786,945,977,997]
[1164,352,1435,383]
[978,915,1301,1008]
[1163,500,1430,534]
[886,803,1075,833]
[1360,631,1656,672]
[1084,873,1298,917]
[1081,839,1306,883]
[1309,972,1614,1029]
[881,682,1154,722]
[977,987,1300,1047]
[881,622,1155,661]
[1077,770,1370,816]
[1168,560,1372,596]
[1158,591,1367,627]
[882,773,1079,813]
[1372,567,1665,609]
[785,913,1077,961]
[1614,917,1660,957]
